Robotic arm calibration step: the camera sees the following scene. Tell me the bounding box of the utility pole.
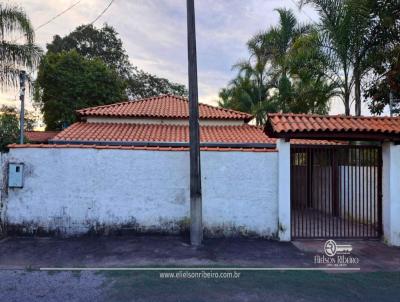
[389,91,394,117]
[19,70,26,144]
[186,0,202,246]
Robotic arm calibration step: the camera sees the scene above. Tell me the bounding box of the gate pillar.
[277,139,291,241]
[382,142,400,246]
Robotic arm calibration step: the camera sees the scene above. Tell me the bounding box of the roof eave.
[264,129,400,142]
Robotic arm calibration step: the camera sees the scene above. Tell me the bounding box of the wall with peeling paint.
[3,147,278,237]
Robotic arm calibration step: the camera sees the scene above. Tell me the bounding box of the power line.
[90,0,115,25]
[13,0,115,43]
[12,0,82,42]
[35,0,83,32]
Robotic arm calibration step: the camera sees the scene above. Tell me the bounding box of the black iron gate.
[291,145,382,239]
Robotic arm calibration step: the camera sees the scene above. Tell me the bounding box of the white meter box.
[8,163,24,188]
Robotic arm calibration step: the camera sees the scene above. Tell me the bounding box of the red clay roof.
[52,122,273,145]
[25,131,60,143]
[266,113,400,141]
[76,95,253,121]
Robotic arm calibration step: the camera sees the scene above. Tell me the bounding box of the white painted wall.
[277,139,291,241]
[202,151,278,237]
[382,142,400,246]
[3,147,278,237]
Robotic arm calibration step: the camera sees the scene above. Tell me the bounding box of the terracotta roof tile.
[25,131,60,143]
[52,122,273,145]
[76,95,253,121]
[9,144,278,153]
[266,113,400,140]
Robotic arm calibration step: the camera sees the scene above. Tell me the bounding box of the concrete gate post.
[382,142,400,246]
[277,139,291,241]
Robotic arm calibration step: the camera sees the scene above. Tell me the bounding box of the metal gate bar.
[291,145,382,239]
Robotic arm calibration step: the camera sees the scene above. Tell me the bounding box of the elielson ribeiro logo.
[314,240,359,267]
[324,240,352,256]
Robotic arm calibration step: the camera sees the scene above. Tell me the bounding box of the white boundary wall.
[1,147,278,237]
[382,142,400,246]
[277,139,291,241]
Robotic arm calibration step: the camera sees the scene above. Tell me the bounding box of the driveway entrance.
[290,144,382,239]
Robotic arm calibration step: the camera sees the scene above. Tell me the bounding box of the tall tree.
[34,50,126,130]
[222,26,274,125]
[0,4,41,88]
[47,24,131,77]
[300,0,400,116]
[364,47,400,115]
[219,9,334,124]
[126,67,187,99]
[287,31,338,114]
[46,24,187,99]
[218,76,277,125]
[362,0,400,115]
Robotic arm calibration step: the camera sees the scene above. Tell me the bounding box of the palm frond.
[0,42,42,67]
[0,4,34,43]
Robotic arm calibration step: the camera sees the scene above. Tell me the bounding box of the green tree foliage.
[46,24,187,99]
[126,68,187,99]
[364,48,400,115]
[0,3,41,88]
[287,31,338,114]
[362,1,400,116]
[219,9,335,125]
[46,24,131,77]
[34,51,126,130]
[300,0,400,115]
[0,105,36,151]
[0,106,19,152]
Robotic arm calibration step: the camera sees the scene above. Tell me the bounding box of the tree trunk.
[344,91,350,116]
[354,69,361,116]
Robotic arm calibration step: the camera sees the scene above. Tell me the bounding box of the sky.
[1,0,374,117]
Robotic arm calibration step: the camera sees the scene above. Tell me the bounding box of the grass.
[99,270,400,302]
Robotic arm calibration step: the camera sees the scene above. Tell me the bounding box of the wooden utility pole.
[389,91,394,117]
[19,70,26,144]
[186,0,202,246]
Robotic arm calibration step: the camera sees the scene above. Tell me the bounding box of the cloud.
[8,0,368,116]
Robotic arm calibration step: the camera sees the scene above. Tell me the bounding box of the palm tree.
[259,9,321,112]
[300,0,393,116]
[219,8,335,123]
[218,75,277,125]
[0,4,41,88]
[230,34,274,124]
[287,30,339,114]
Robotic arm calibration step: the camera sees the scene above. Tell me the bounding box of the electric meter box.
[8,163,24,188]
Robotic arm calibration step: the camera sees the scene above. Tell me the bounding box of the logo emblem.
[324,239,337,256]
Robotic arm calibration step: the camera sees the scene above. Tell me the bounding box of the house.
[1,95,400,246]
[2,95,280,238]
[25,131,59,144]
[49,94,275,150]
